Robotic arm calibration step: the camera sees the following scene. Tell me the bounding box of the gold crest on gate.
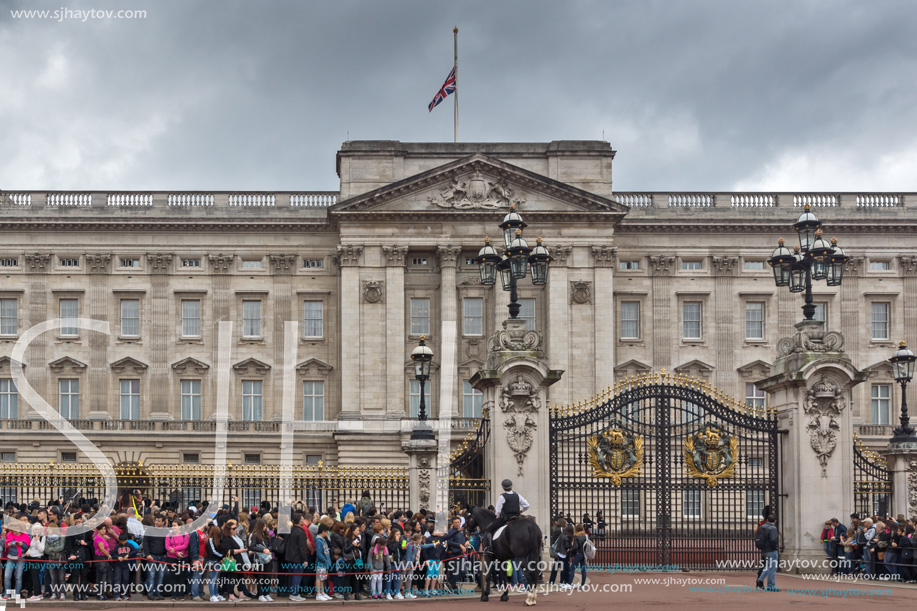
[587,424,643,487]
[684,425,739,487]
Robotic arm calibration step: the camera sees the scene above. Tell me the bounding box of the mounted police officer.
[485,479,530,537]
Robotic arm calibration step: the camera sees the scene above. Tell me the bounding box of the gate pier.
[758,320,866,573]
[470,317,563,530]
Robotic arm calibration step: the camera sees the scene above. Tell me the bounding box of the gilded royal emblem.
[684,425,739,487]
[587,424,643,486]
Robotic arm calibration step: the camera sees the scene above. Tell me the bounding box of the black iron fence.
[853,434,892,517]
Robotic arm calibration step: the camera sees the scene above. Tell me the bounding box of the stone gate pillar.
[470,318,563,530]
[757,320,866,573]
[402,438,437,512]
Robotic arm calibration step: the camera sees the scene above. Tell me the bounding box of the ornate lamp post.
[410,335,435,441]
[767,204,848,321]
[476,204,552,320]
[889,341,917,443]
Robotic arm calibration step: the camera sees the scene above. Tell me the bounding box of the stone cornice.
[0,220,335,233]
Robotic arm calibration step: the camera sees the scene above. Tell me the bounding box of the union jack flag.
[428,67,456,112]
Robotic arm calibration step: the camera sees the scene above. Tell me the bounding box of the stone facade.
[0,140,914,473]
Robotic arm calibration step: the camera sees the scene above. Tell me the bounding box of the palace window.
[683,302,702,339]
[60,299,79,336]
[622,489,640,519]
[119,380,140,420]
[682,260,702,270]
[746,490,766,519]
[872,384,891,425]
[303,381,324,421]
[0,380,18,419]
[182,300,201,337]
[242,301,262,338]
[813,302,827,330]
[410,298,430,336]
[745,302,764,340]
[619,260,640,271]
[303,258,324,269]
[620,302,640,339]
[241,260,262,269]
[59,258,79,268]
[181,258,201,268]
[519,298,536,331]
[0,299,16,336]
[463,381,483,418]
[869,261,890,271]
[746,383,766,411]
[59,379,79,420]
[303,301,323,338]
[120,299,140,337]
[409,380,432,418]
[871,303,890,340]
[181,380,201,421]
[743,260,765,270]
[684,490,702,518]
[120,257,140,268]
[463,297,483,336]
[242,381,263,422]
[0,258,18,268]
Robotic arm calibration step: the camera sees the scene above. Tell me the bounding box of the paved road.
[18,571,917,610]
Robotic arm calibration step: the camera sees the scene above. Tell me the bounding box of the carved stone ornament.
[490,322,542,353]
[804,376,847,477]
[418,468,431,508]
[845,257,864,274]
[684,425,739,487]
[24,254,51,273]
[362,281,384,304]
[777,323,845,356]
[207,254,234,274]
[269,254,296,274]
[649,255,676,275]
[551,245,573,266]
[588,422,643,486]
[908,460,917,516]
[334,245,363,268]
[500,374,541,476]
[712,256,739,275]
[85,253,112,274]
[591,246,617,268]
[427,170,525,209]
[146,253,173,273]
[382,245,409,267]
[570,280,592,305]
[901,256,917,276]
[436,245,463,267]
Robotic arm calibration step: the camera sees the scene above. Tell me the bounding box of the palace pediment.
[331,154,627,220]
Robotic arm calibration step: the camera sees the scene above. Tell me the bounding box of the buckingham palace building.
[0,139,914,471]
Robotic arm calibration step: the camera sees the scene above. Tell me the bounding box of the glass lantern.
[826,238,847,287]
[506,229,531,280]
[528,237,552,286]
[768,238,794,287]
[793,203,821,251]
[410,335,434,380]
[475,237,501,286]
[499,204,527,248]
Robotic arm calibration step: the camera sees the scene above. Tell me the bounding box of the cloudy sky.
[2,0,916,192]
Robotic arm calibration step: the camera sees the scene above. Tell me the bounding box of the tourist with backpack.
[567,524,589,588]
[755,514,780,591]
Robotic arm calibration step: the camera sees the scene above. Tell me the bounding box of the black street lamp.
[889,341,917,443]
[767,204,848,321]
[410,335,435,441]
[476,204,553,320]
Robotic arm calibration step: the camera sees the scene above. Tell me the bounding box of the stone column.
[712,256,738,390]
[649,256,675,370]
[401,438,438,512]
[269,255,296,421]
[85,254,112,418]
[146,254,173,419]
[336,245,363,419]
[547,246,571,405]
[471,318,564,529]
[23,254,51,418]
[592,246,616,394]
[436,246,462,420]
[757,321,866,572]
[383,246,409,418]
[884,448,917,518]
[207,254,234,420]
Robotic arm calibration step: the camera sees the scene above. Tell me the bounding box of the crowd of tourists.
[822,513,917,581]
[0,491,495,603]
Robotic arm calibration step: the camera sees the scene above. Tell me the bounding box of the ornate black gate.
[549,371,779,569]
[439,407,491,509]
[853,434,892,517]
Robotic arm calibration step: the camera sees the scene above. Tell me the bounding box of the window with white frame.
[679,400,703,423]
[181,380,201,421]
[463,297,483,336]
[305,454,322,465]
[622,489,640,518]
[120,299,140,337]
[241,260,262,269]
[181,258,201,268]
[746,490,766,519]
[59,379,79,420]
[183,453,200,464]
[620,301,640,339]
[411,257,428,266]
[120,257,140,268]
[59,258,79,268]
[682,260,702,270]
[303,258,324,269]
[61,452,77,463]
[119,380,140,420]
[409,379,432,418]
[745,302,764,340]
[464,257,476,266]
[683,302,702,339]
[242,381,263,421]
[303,381,324,421]
[0,299,16,335]
[813,302,827,330]
[463,380,483,418]
[242,301,262,337]
[744,260,765,270]
[303,301,323,338]
[684,490,702,518]
[59,299,78,336]
[0,258,17,268]
[869,261,890,271]
[410,298,430,336]
[519,298,536,331]
[746,383,766,411]
[619,260,640,271]
[872,384,891,425]
[181,300,201,337]
[871,303,890,340]
[0,380,18,419]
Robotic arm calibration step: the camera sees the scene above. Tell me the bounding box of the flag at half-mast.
[428,67,456,112]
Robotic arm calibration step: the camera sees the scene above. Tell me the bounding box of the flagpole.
[453,26,458,143]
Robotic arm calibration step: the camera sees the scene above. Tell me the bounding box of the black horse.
[466,506,543,606]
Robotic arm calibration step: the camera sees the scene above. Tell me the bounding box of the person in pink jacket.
[166,520,191,600]
[3,514,31,599]
[93,525,114,600]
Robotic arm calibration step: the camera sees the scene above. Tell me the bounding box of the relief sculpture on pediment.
[427,170,526,209]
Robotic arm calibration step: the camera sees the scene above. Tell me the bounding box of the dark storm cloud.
[1,0,916,191]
